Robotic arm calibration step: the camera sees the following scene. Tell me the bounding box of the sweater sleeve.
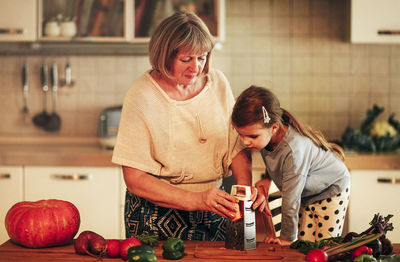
[112,83,162,176]
[279,149,308,241]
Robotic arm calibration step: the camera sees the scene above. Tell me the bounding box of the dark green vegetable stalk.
[361,214,394,236]
[290,237,344,254]
[324,233,382,257]
[356,213,394,255]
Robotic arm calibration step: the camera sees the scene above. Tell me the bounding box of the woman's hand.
[264,236,292,246]
[201,187,239,219]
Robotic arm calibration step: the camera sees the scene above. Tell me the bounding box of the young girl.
[231,86,350,246]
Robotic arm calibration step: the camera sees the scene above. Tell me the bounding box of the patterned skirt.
[124,190,226,240]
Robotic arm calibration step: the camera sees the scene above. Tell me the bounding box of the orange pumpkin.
[5,199,80,248]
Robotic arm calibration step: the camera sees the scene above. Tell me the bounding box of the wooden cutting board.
[194,242,284,260]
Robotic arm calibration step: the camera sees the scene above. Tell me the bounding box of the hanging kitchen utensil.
[21,61,29,124]
[60,59,75,88]
[44,62,61,132]
[33,63,50,129]
[65,60,72,86]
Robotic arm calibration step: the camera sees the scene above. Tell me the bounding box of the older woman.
[112,11,266,241]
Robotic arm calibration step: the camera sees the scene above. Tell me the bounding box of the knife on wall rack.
[21,60,29,124]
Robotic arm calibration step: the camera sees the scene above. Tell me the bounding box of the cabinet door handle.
[51,174,92,181]
[0,28,25,34]
[378,30,400,35]
[377,177,400,184]
[0,173,11,179]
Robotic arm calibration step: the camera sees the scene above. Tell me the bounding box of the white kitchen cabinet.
[24,166,122,239]
[0,166,23,244]
[37,0,224,43]
[348,170,400,242]
[0,0,37,41]
[351,0,400,44]
[120,167,126,238]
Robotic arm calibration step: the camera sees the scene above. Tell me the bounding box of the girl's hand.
[264,236,292,246]
[201,187,239,219]
[250,186,268,214]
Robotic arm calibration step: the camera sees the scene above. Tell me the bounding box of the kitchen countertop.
[252,150,400,170]
[0,137,115,167]
[0,143,115,167]
[1,137,400,169]
[0,239,399,262]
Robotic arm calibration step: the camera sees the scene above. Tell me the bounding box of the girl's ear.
[271,123,280,134]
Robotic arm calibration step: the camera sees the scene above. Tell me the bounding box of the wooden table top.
[0,240,306,262]
[1,239,399,262]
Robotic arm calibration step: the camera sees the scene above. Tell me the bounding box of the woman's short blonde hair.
[149,11,214,79]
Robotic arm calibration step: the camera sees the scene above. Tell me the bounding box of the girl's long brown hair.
[232,86,345,161]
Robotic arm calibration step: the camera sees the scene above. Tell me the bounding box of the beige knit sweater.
[112,69,244,192]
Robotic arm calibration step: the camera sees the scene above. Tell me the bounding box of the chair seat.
[256,179,282,238]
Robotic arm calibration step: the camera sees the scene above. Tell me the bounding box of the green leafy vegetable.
[290,237,344,255]
[137,233,159,247]
[377,255,400,262]
[342,104,400,152]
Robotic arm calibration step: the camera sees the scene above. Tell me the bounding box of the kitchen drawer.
[349,170,400,242]
[0,0,37,41]
[351,0,400,43]
[24,166,121,239]
[0,166,23,244]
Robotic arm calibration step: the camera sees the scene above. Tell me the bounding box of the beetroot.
[120,237,142,260]
[106,239,121,258]
[74,230,106,257]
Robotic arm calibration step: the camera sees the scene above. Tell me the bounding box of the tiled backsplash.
[0,0,399,139]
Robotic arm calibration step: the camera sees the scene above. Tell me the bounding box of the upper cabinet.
[133,0,224,42]
[0,0,37,41]
[351,0,400,44]
[39,0,130,42]
[38,0,225,43]
[0,0,225,54]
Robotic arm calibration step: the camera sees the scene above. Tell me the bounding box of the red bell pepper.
[351,245,373,259]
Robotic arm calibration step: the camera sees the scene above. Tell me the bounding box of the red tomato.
[351,245,373,259]
[306,249,329,262]
[120,237,142,260]
[106,239,121,258]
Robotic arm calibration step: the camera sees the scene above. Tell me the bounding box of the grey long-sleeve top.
[260,126,350,241]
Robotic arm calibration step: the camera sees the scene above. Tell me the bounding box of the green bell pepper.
[162,250,184,260]
[354,254,378,262]
[162,237,185,260]
[127,245,157,262]
[128,245,156,256]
